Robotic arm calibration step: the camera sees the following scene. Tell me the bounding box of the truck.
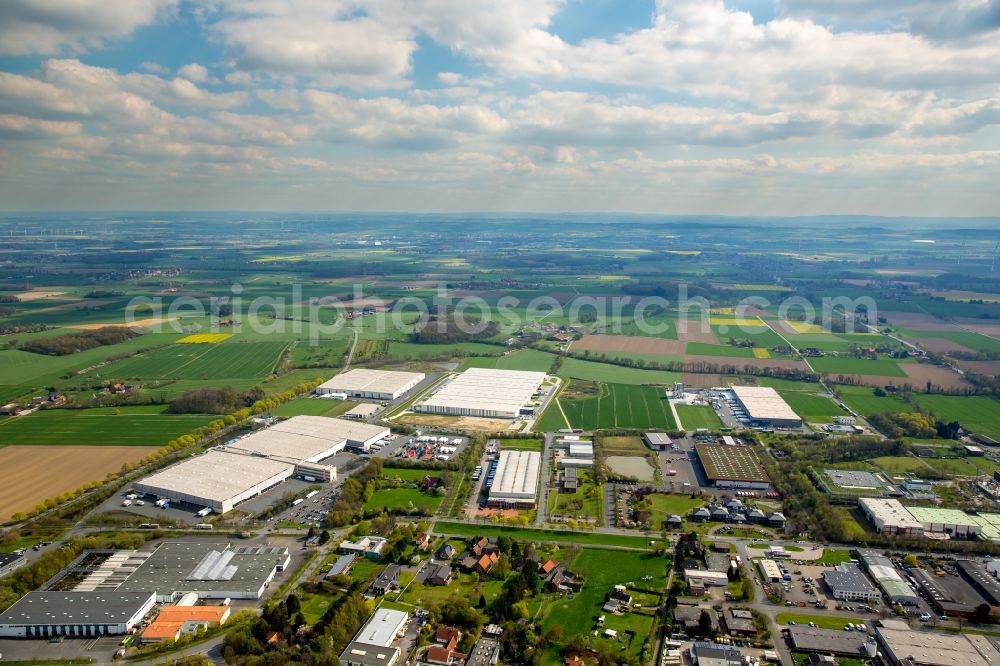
[292,498,304,506]
[305,490,319,499]
[196,507,212,517]
[154,498,170,508]
[194,523,213,530]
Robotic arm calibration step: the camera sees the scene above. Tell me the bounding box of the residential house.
[539,560,558,576]
[427,564,452,586]
[545,565,582,593]
[414,533,431,551]
[435,544,456,561]
[476,552,499,573]
[369,564,401,596]
[422,627,466,666]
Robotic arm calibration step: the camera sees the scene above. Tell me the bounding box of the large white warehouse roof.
[317,369,424,397]
[489,450,540,502]
[732,386,801,423]
[135,450,291,507]
[417,368,546,417]
[226,416,388,461]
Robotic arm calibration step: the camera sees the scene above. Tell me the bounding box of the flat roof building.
[858,498,925,536]
[695,444,771,490]
[905,506,983,538]
[857,551,919,605]
[340,608,409,666]
[787,626,876,657]
[758,559,782,582]
[731,386,803,428]
[344,403,381,420]
[877,625,1000,666]
[487,450,540,508]
[317,369,425,400]
[415,368,547,419]
[228,416,388,459]
[134,450,293,514]
[823,563,880,603]
[644,432,673,450]
[0,591,156,638]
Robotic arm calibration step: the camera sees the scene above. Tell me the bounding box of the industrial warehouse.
[731,386,803,428]
[414,368,548,419]
[487,450,541,508]
[315,368,425,400]
[134,416,389,514]
[0,542,289,638]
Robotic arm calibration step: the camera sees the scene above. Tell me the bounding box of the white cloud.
[0,0,176,55]
[178,63,210,83]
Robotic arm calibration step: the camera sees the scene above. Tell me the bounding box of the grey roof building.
[787,626,877,656]
[823,564,880,603]
[0,591,156,638]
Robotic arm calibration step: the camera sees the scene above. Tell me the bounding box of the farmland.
[909,395,1000,439]
[834,384,910,416]
[0,406,215,446]
[807,357,906,377]
[362,488,443,514]
[557,357,680,385]
[268,398,358,418]
[461,348,556,372]
[0,445,159,520]
[777,390,849,422]
[547,382,678,430]
[103,341,289,380]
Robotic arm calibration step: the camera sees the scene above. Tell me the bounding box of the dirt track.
[0,445,158,520]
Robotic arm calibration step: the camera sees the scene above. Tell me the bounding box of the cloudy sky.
[1,0,999,215]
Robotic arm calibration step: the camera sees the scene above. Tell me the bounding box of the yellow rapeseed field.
[177,333,233,344]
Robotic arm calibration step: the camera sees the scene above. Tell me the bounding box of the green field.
[549,469,603,522]
[818,549,854,565]
[498,438,544,452]
[685,342,756,358]
[363,488,443,514]
[103,341,289,379]
[910,394,1000,440]
[870,456,928,475]
[777,390,849,422]
[808,356,905,377]
[461,349,556,372]
[432,521,657,549]
[538,549,667,660]
[557,357,681,385]
[675,404,723,430]
[834,384,910,416]
[269,398,358,417]
[647,494,703,527]
[388,341,503,360]
[0,406,215,445]
[900,329,1000,354]
[381,467,438,481]
[776,613,863,630]
[548,382,678,430]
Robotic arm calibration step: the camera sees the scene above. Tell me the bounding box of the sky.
[0,0,999,215]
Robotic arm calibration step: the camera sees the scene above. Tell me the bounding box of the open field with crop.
[0,445,158,520]
[808,357,905,376]
[834,384,910,416]
[675,404,723,430]
[461,348,555,371]
[498,438,543,451]
[0,406,215,445]
[269,398,358,417]
[684,342,756,358]
[103,341,289,379]
[388,341,502,360]
[572,334,686,355]
[900,329,1000,354]
[599,435,648,456]
[558,357,680,385]
[548,382,677,430]
[777,390,849,422]
[176,333,233,344]
[909,395,1000,440]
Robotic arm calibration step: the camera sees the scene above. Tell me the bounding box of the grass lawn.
[909,394,1000,440]
[539,549,667,660]
[432,521,657,550]
[834,384,910,416]
[363,488,443,514]
[269,397,359,417]
[558,357,681,385]
[381,467,437,481]
[550,470,603,523]
[348,558,383,584]
[462,349,556,372]
[777,390,849,423]
[675,404,723,430]
[870,456,930,475]
[647,494,703,526]
[0,406,214,445]
[819,549,854,565]
[499,438,544,452]
[922,457,981,477]
[300,593,335,624]
[775,612,863,630]
[808,357,906,377]
[600,435,648,456]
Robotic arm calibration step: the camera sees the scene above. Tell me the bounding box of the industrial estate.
[0,216,999,666]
